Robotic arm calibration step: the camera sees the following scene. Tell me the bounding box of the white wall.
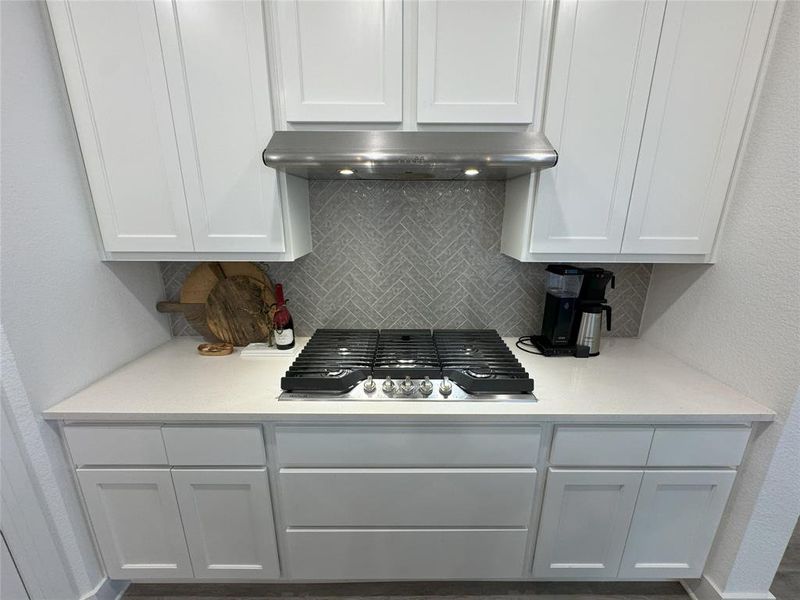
[0,1,171,597]
[640,1,800,597]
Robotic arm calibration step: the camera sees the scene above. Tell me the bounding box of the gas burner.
[465,366,493,379]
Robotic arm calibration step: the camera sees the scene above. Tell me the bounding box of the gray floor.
[124,581,688,600]
[772,519,800,600]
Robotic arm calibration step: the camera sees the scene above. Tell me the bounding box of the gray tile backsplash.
[161,180,651,338]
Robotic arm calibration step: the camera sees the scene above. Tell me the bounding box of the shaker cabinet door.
[619,470,736,579]
[272,0,403,122]
[530,0,664,254]
[416,0,547,124]
[77,468,193,580]
[622,0,776,255]
[47,1,194,252]
[171,468,280,579]
[533,468,642,579]
[160,0,286,253]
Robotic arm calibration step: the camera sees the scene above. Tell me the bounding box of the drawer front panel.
[275,425,541,467]
[550,426,654,466]
[65,425,167,466]
[647,426,751,467]
[285,529,528,580]
[280,468,537,527]
[162,425,266,466]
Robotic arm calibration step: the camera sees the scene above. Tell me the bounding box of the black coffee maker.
[531,265,584,356]
[532,265,615,357]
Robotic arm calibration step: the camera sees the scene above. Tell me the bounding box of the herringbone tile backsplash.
[161,181,652,338]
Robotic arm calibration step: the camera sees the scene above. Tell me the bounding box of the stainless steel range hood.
[262,131,557,180]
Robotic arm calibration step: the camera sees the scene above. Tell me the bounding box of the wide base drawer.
[280,468,537,527]
[285,529,529,580]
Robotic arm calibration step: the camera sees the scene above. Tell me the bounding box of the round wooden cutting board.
[181,262,274,305]
[157,262,275,342]
[205,275,275,346]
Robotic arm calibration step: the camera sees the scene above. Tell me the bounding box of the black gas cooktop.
[279,329,534,400]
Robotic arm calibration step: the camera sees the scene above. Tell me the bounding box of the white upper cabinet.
[272,0,403,123]
[417,0,547,124]
[162,0,285,253]
[622,0,776,255]
[502,0,776,263]
[48,1,194,252]
[530,0,664,253]
[48,0,311,259]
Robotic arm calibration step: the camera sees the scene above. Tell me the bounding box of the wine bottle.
[272,284,295,350]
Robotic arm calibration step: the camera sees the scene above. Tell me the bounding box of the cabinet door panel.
[622,0,776,254]
[619,470,736,579]
[163,0,285,252]
[531,0,664,253]
[417,0,546,124]
[77,468,192,579]
[533,468,642,578]
[273,0,402,122]
[47,1,193,252]
[172,468,280,579]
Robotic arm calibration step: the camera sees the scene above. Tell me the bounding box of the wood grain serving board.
[205,275,275,346]
[157,262,275,342]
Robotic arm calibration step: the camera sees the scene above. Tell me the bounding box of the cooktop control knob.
[382,376,396,393]
[439,375,452,396]
[419,376,433,396]
[400,376,417,395]
[363,375,376,393]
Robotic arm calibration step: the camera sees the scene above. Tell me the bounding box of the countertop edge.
[42,410,776,424]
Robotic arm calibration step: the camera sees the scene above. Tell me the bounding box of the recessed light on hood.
[263,131,557,181]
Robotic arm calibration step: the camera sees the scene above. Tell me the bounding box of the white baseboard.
[682,575,776,600]
[79,577,129,600]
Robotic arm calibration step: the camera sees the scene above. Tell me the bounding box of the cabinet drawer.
[275,425,541,467]
[550,426,654,466]
[647,426,751,467]
[280,468,537,527]
[65,425,167,466]
[285,529,528,580]
[162,425,265,466]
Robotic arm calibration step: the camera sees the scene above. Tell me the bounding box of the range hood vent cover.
[262,131,557,180]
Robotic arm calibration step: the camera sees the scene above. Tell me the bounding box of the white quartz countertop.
[42,337,773,424]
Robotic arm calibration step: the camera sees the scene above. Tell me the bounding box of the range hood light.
[464,168,480,176]
[338,168,355,176]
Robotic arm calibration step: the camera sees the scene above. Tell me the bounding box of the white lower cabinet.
[77,468,193,580]
[172,468,280,579]
[534,467,737,580]
[533,469,642,579]
[618,470,736,579]
[280,468,537,527]
[285,529,529,580]
[70,423,744,583]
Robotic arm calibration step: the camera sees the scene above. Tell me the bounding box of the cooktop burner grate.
[280,329,378,392]
[372,329,441,378]
[280,328,534,395]
[433,330,534,393]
